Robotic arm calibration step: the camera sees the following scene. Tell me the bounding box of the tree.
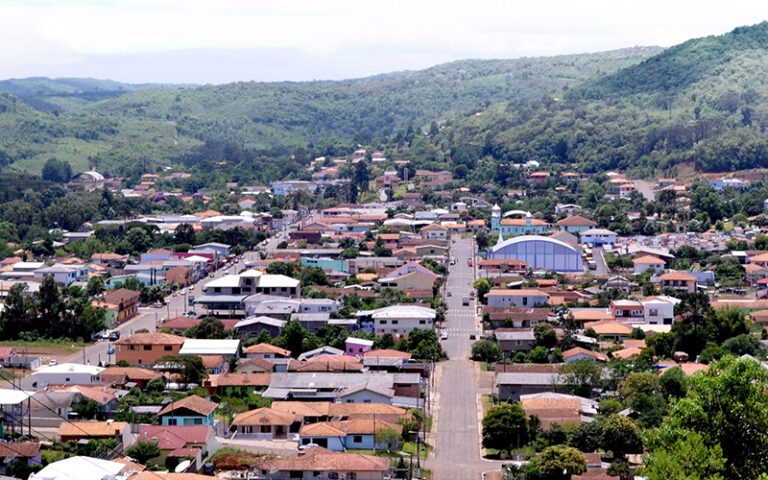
[278,320,309,357]
[471,340,501,363]
[560,359,602,397]
[601,415,643,459]
[644,429,725,480]
[647,356,768,480]
[482,402,530,454]
[569,421,603,452]
[196,317,226,339]
[721,333,761,356]
[528,346,549,364]
[375,427,401,454]
[71,398,100,420]
[86,276,105,297]
[537,445,587,480]
[126,441,162,464]
[473,278,492,304]
[42,158,72,183]
[620,372,660,401]
[154,355,207,385]
[174,223,197,245]
[659,366,687,399]
[534,323,557,349]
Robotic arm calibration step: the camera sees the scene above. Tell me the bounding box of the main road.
[427,236,498,479]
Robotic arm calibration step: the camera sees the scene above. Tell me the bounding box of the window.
[353,435,363,443]
[419,320,426,324]
[168,418,177,425]
[129,345,136,350]
[65,378,70,382]
[289,471,302,479]
[379,320,387,325]
[348,474,357,480]
[649,309,659,316]
[164,346,173,351]
[214,287,221,293]
[522,297,528,306]
[260,425,270,433]
[143,345,152,350]
[193,418,203,425]
[392,320,399,325]
[138,359,143,364]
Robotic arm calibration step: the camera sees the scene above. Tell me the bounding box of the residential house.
[486,289,550,308]
[497,371,564,401]
[495,329,537,355]
[179,339,241,359]
[101,367,164,388]
[203,373,272,396]
[257,447,390,480]
[101,288,140,324]
[34,264,89,286]
[356,305,436,335]
[29,455,127,480]
[498,215,549,237]
[140,248,174,264]
[30,363,104,388]
[0,442,41,473]
[579,229,618,247]
[660,271,697,293]
[114,333,185,366]
[244,343,291,359]
[57,421,130,444]
[234,316,286,338]
[345,337,374,357]
[611,300,644,323]
[136,425,218,466]
[633,255,666,274]
[234,358,275,374]
[158,395,218,426]
[641,297,677,325]
[378,270,437,291]
[299,418,402,451]
[230,407,296,440]
[562,347,608,364]
[420,223,448,240]
[557,215,597,234]
[583,320,633,341]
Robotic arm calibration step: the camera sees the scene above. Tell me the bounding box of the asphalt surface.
[592,246,610,277]
[427,236,498,480]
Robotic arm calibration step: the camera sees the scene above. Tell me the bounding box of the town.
[0,147,767,480]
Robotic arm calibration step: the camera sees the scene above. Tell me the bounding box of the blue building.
[158,395,217,426]
[487,234,583,272]
[578,228,618,247]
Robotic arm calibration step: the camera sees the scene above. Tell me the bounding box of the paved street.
[592,246,610,277]
[427,236,498,480]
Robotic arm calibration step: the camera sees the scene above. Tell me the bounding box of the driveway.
[592,246,610,277]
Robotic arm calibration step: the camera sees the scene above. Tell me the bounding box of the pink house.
[345,337,374,357]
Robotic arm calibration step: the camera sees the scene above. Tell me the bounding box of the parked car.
[108,332,120,341]
[106,347,115,355]
[178,289,186,295]
[48,359,58,366]
[447,291,452,297]
[441,332,448,340]
[189,285,195,291]
[209,272,215,278]
[469,334,476,340]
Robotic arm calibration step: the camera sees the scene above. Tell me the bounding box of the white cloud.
[0,0,767,82]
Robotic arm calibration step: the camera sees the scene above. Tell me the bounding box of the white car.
[48,359,58,366]
[189,285,195,291]
[178,289,186,295]
[440,332,448,340]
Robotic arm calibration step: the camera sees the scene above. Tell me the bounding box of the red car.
[467,259,473,267]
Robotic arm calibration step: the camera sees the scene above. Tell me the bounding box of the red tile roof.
[158,395,218,417]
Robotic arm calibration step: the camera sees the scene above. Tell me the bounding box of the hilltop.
[0,48,660,176]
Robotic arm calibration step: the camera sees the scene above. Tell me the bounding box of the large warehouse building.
[487,234,583,272]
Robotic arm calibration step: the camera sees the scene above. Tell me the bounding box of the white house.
[641,297,677,325]
[486,289,550,308]
[31,363,104,388]
[357,305,436,335]
[420,223,449,240]
[579,228,618,247]
[179,339,241,359]
[632,255,666,274]
[33,264,89,286]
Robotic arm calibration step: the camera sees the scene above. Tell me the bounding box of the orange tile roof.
[262,447,390,473]
[115,332,186,345]
[158,395,218,417]
[658,362,709,376]
[583,320,633,335]
[232,407,295,426]
[243,343,291,357]
[557,215,597,227]
[562,347,608,362]
[632,255,665,265]
[500,218,548,226]
[611,346,644,359]
[58,421,128,437]
[660,272,696,281]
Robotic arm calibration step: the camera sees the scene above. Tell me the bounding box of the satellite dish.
[175,460,192,473]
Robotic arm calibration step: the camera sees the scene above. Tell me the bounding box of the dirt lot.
[0,341,88,373]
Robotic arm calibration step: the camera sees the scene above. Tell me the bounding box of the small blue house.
[194,242,231,258]
[299,419,402,452]
[158,394,218,426]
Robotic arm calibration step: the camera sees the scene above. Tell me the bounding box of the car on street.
[441,332,448,340]
[189,285,195,291]
[467,259,473,267]
[447,291,452,297]
[179,289,186,295]
[186,311,196,317]
[587,261,597,270]
[469,334,476,340]
[106,346,115,355]
[210,272,215,278]
[108,332,120,341]
[48,359,58,366]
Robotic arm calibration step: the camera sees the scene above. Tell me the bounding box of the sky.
[2,0,768,84]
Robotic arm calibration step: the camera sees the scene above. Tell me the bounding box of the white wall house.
[357,305,437,335]
[486,289,550,308]
[31,363,104,388]
[579,228,618,247]
[641,297,676,325]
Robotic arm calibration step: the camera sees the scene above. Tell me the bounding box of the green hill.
[0,77,188,112]
[0,48,660,176]
[409,22,768,179]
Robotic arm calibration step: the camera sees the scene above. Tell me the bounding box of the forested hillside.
[0,48,660,176]
[415,22,768,180]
